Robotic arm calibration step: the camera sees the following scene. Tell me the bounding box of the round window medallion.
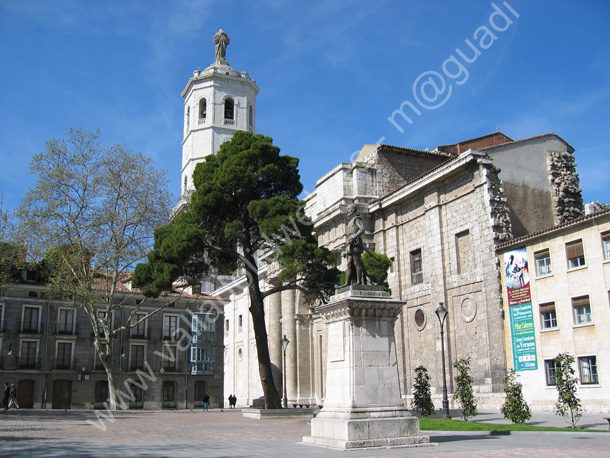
[414,308,426,331]
[461,296,477,323]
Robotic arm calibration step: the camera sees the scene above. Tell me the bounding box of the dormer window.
[224,98,234,123]
[199,99,207,124]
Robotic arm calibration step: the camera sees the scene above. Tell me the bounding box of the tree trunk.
[106,365,120,410]
[247,268,282,409]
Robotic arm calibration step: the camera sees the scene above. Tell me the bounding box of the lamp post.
[281,335,290,409]
[435,302,451,419]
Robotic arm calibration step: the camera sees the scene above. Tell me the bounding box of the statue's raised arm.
[213,29,230,63]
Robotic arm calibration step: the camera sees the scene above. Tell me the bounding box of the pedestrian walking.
[3,383,9,410]
[203,393,210,411]
[227,394,232,408]
[8,384,19,409]
[231,394,237,408]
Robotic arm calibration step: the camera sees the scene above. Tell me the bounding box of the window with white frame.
[566,239,585,269]
[224,98,234,120]
[162,344,177,371]
[163,314,179,340]
[572,296,592,325]
[57,308,75,335]
[199,98,207,123]
[578,356,599,384]
[129,344,146,371]
[544,359,559,385]
[130,312,147,339]
[539,302,557,329]
[22,305,40,333]
[97,310,112,336]
[56,341,73,369]
[602,232,610,261]
[19,340,38,368]
[534,250,552,277]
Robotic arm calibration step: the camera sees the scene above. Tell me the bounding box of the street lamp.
[281,335,290,409]
[435,302,451,419]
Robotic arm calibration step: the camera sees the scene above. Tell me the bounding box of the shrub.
[554,353,583,428]
[411,365,435,417]
[501,369,531,424]
[453,357,477,420]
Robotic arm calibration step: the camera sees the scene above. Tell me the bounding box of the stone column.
[281,288,297,404]
[268,292,282,395]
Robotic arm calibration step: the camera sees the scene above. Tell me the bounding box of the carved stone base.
[303,407,432,450]
[303,289,432,450]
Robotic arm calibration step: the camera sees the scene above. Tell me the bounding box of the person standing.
[3,383,9,410]
[8,384,19,409]
[203,393,210,411]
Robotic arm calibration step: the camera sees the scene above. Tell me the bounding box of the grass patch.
[419,418,605,433]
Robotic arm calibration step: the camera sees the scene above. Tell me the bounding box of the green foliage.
[501,369,531,424]
[452,357,478,420]
[411,365,435,417]
[419,418,603,432]
[133,131,338,408]
[554,353,583,428]
[134,131,336,299]
[337,251,392,289]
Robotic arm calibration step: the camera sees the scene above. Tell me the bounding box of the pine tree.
[452,357,478,420]
[411,366,435,417]
[554,353,583,428]
[501,369,531,423]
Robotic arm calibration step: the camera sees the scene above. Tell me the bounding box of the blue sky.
[1,0,609,213]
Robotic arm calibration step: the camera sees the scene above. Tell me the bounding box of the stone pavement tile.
[0,410,608,458]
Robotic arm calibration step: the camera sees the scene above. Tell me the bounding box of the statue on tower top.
[213,28,230,63]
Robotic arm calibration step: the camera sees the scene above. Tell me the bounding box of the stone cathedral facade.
[179,34,590,410]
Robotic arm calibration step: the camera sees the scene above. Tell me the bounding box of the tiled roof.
[496,207,610,250]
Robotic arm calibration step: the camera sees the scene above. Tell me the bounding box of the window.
[225,319,229,333]
[57,308,75,335]
[545,359,559,385]
[129,344,146,371]
[20,340,38,368]
[163,314,179,340]
[566,240,585,269]
[95,380,109,403]
[97,310,111,336]
[199,98,207,122]
[410,249,423,284]
[22,306,40,333]
[456,230,472,274]
[248,105,253,127]
[534,250,552,277]
[56,342,73,369]
[602,232,610,261]
[572,296,592,325]
[162,344,177,371]
[191,345,214,375]
[0,304,3,332]
[130,313,147,339]
[238,314,243,331]
[162,381,175,402]
[224,98,234,120]
[185,106,190,132]
[539,303,557,329]
[578,356,599,384]
[183,175,188,193]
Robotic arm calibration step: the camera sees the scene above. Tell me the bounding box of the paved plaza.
[0,408,608,458]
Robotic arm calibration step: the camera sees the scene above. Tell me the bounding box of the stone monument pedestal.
[302,286,431,450]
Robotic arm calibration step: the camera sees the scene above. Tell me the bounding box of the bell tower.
[179,29,259,199]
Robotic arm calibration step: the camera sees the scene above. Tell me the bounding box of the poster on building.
[504,247,538,371]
